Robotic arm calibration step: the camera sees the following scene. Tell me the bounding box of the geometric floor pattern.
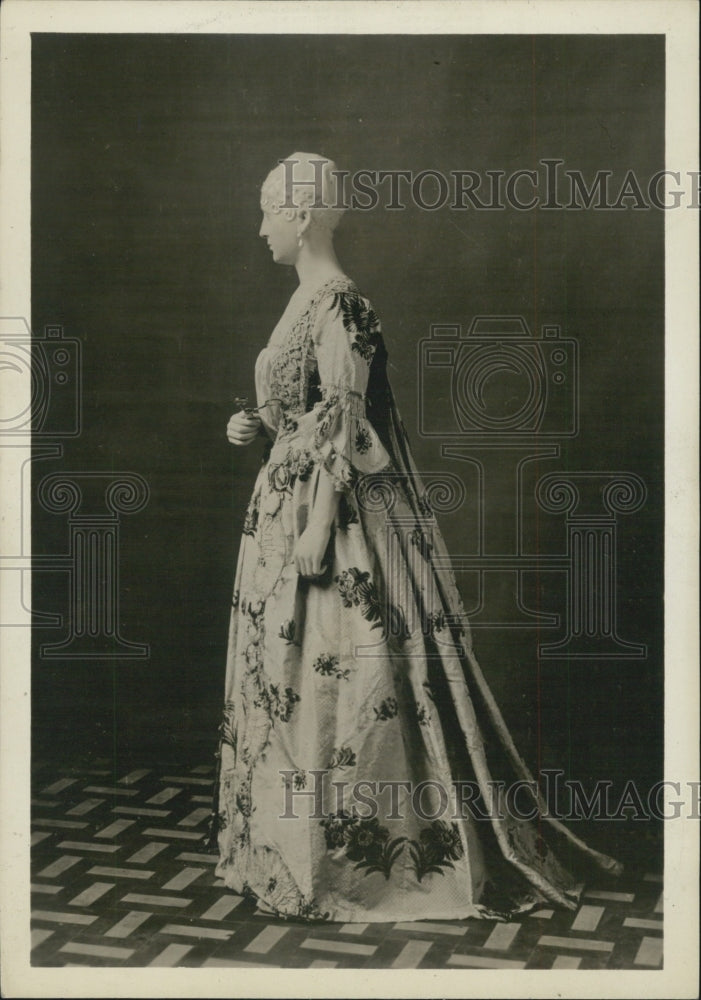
[31,759,663,970]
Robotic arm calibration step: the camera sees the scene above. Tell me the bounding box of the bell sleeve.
[306,290,392,492]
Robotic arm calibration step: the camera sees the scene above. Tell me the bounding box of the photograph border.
[1,2,698,997]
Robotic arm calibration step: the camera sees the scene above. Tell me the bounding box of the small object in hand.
[233,396,259,416]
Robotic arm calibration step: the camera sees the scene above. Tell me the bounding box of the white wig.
[260,151,346,234]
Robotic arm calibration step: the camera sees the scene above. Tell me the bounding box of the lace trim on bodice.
[266,276,356,417]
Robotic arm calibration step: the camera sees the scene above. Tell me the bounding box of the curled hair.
[260,152,346,234]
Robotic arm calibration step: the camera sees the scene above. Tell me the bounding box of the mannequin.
[212,152,622,922]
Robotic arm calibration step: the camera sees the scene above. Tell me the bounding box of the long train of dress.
[209,275,622,922]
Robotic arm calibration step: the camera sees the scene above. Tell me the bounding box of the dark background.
[32,35,664,855]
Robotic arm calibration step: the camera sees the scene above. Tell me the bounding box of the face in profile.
[258,204,299,266]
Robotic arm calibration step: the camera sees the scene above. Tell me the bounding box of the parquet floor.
[30,758,663,970]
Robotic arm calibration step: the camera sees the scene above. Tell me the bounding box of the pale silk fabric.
[214,277,621,922]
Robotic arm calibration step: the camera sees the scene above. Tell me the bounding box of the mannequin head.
[259,152,345,266]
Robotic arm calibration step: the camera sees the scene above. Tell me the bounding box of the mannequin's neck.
[294,242,344,291]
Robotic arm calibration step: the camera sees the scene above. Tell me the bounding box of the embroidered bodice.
[255,277,354,432]
[252,276,392,492]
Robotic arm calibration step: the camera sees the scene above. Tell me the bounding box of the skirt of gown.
[211,441,622,923]
[211,280,622,922]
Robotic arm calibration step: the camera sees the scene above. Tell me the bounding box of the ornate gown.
[212,275,621,922]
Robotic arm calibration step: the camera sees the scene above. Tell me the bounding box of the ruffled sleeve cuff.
[311,385,391,491]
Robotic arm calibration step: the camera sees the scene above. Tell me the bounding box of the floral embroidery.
[268,323,315,416]
[424,609,446,636]
[345,821,405,879]
[335,567,383,631]
[415,702,431,727]
[281,769,307,790]
[373,696,399,721]
[503,819,569,888]
[268,447,316,494]
[287,448,316,481]
[242,491,260,537]
[334,567,406,640]
[236,784,253,818]
[253,682,300,723]
[417,493,434,519]
[237,600,301,724]
[407,821,464,882]
[242,852,331,922]
[242,598,265,625]
[278,619,299,645]
[320,812,406,880]
[296,897,330,921]
[313,653,351,680]
[268,277,353,416]
[328,746,357,769]
[231,589,240,610]
[280,412,298,435]
[272,688,299,724]
[245,640,261,667]
[320,810,354,849]
[332,459,358,491]
[331,292,381,363]
[410,525,433,560]
[313,392,340,448]
[354,425,372,455]
[305,364,322,412]
[313,652,338,674]
[219,701,237,751]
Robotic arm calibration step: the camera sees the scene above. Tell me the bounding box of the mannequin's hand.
[227,411,262,446]
[294,523,332,578]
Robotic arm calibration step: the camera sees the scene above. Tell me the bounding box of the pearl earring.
[297,234,304,247]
